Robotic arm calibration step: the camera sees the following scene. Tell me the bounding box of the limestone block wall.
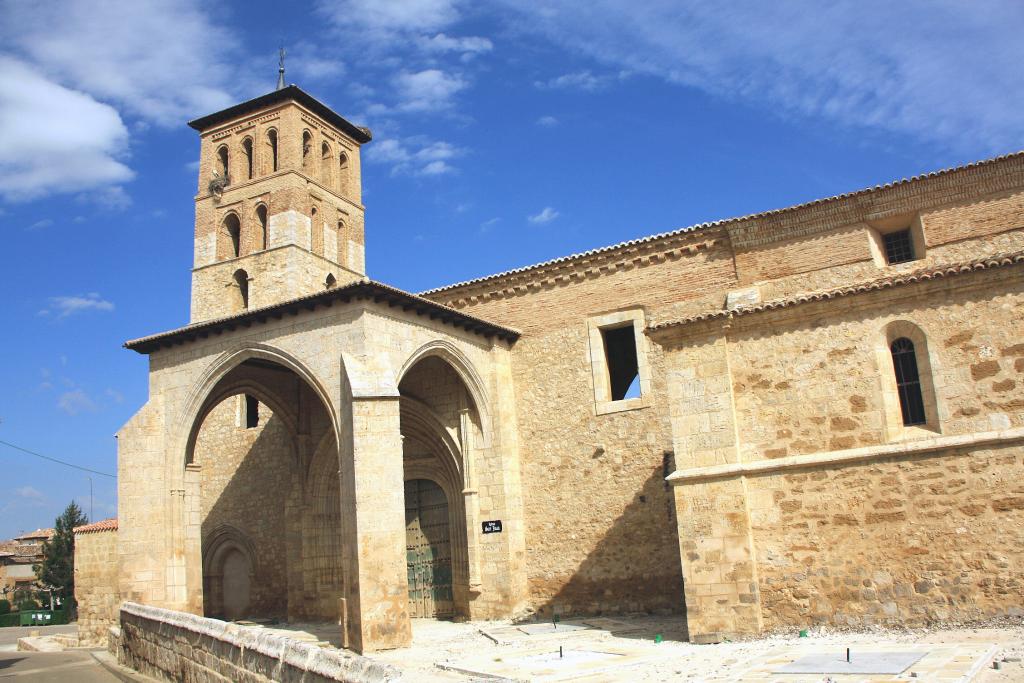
[191,244,363,322]
[74,526,120,646]
[660,266,1024,638]
[748,441,1024,630]
[117,602,399,683]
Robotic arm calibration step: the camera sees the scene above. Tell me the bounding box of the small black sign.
[482,520,503,534]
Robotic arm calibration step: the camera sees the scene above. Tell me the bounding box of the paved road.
[0,625,123,681]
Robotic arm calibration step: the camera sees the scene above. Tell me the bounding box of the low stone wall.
[118,602,402,682]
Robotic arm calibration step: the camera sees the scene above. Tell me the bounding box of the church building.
[94,81,1024,653]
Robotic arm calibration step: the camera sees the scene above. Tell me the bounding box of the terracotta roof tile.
[649,251,1024,331]
[74,518,118,534]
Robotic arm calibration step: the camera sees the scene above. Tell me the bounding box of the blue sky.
[1,0,1022,539]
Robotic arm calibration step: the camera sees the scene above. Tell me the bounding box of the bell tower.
[187,83,372,323]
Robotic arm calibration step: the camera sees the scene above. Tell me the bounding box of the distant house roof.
[124,278,519,354]
[14,528,53,542]
[74,518,118,534]
[187,85,372,144]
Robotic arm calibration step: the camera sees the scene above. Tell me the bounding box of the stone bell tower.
[187,83,372,323]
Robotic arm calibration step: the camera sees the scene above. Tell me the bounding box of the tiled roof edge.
[421,150,1024,298]
[74,518,118,534]
[125,278,520,353]
[649,250,1024,331]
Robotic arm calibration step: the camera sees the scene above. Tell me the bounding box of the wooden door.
[404,479,453,618]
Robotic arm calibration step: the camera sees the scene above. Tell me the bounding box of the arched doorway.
[398,353,485,620]
[202,525,256,620]
[404,478,453,618]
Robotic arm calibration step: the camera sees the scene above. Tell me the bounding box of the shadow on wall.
[200,409,293,621]
[525,466,688,639]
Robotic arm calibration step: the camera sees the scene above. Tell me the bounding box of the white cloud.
[14,486,46,505]
[419,33,493,55]
[367,137,464,176]
[528,207,560,224]
[58,388,98,415]
[0,0,236,126]
[499,1,1024,150]
[26,219,54,231]
[38,293,115,319]
[535,70,613,92]
[319,0,461,33]
[0,0,238,202]
[393,69,468,112]
[536,115,559,127]
[479,217,500,232]
[0,57,134,202]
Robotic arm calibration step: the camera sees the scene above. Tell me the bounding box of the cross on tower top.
[277,47,286,90]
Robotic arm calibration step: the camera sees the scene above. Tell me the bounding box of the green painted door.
[404,479,453,618]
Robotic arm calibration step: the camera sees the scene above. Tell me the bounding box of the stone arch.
[302,129,314,175]
[215,144,229,180]
[254,204,268,251]
[240,136,254,180]
[222,212,242,259]
[320,141,333,187]
[171,344,346,616]
[399,348,491,619]
[175,344,340,473]
[338,150,350,195]
[397,340,492,448]
[264,128,278,174]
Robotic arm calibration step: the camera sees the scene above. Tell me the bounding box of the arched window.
[320,142,332,186]
[224,214,241,259]
[265,129,278,173]
[233,269,249,310]
[302,130,313,175]
[325,273,337,289]
[890,337,926,426]
[255,205,268,251]
[241,138,254,180]
[216,145,229,182]
[338,151,349,195]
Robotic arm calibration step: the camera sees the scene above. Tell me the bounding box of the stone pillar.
[341,397,411,652]
[671,478,762,642]
[459,407,483,590]
[663,330,763,642]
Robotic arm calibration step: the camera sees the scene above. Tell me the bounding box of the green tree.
[34,501,88,610]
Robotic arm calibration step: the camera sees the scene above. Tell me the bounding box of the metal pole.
[88,476,93,521]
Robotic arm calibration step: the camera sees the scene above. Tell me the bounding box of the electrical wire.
[0,438,115,478]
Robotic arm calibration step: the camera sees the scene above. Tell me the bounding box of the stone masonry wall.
[75,527,119,646]
[194,397,292,619]
[660,263,1024,638]
[117,602,399,683]
[749,442,1024,630]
